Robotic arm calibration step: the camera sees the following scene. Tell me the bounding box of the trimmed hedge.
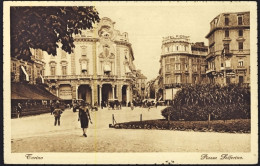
[161,84,250,121]
[114,119,250,133]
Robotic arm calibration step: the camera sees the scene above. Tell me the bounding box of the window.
[225,17,229,26]
[225,30,229,37]
[221,63,224,67]
[239,76,244,84]
[166,76,170,84]
[164,47,168,53]
[62,66,67,75]
[170,58,175,63]
[51,66,55,76]
[165,56,170,63]
[238,29,243,37]
[36,49,42,59]
[224,43,230,54]
[193,65,198,72]
[238,16,243,25]
[166,64,171,72]
[81,46,87,56]
[12,62,16,73]
[169,45,173,52]
[175,75,181,83]
[238,59,244,67]
[238,42,243,51]
[176,46,179,51]
[175,63,181,70]
[185,64,188,71]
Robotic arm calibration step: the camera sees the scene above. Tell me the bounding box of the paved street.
[11,106,250,152]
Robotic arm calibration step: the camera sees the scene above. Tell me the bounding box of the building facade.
[43,17,136,106]
[159,35,208,100]
[11,49,45,84]
[134,70,147,100]
[205,11,250,86]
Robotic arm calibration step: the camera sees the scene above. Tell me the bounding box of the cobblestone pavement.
[11,106,250,152]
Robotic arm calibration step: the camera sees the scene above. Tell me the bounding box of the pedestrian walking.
[50,102,55,115]
[78,101,92,137]
[53,105,63,126]
[17,103,23,118]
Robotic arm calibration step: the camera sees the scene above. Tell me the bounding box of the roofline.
[205,11,250,38]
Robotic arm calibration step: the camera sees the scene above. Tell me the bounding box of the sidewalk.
[11,106,250,152]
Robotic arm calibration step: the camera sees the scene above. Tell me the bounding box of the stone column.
[117,84,122,102]
[112,84,115,99]
[126,85,129,105]
[92,41,98,104]
[91,84,94,106]
[56,85,59,97]
[76,84,78,100]
[99,84,102,106]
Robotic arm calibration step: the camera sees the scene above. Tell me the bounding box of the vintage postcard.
[3,1,258,164]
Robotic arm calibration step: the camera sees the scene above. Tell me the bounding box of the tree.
[11,7,100,60]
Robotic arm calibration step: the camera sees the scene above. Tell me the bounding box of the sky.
[95,2,252,81]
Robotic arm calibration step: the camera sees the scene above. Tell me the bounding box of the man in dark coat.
[53,105,63,126]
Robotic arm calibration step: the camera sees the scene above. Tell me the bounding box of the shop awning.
[11,82,60,100]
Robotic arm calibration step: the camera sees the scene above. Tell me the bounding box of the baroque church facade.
[42,17,136,106]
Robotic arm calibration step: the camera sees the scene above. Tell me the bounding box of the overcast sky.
[95,2,252,81]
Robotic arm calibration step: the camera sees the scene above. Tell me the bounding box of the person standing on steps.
[53,105,63,126]
[78,101,92,137]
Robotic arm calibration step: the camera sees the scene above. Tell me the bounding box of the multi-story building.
[43,17,136,106]
[159,35,208,100]
[135,69,147,100]
[11,49,45,84]
[205,11,250,86]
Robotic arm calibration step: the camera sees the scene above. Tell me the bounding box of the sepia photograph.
[3,1,258,164]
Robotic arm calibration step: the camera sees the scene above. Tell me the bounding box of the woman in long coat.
[78,101,92,137]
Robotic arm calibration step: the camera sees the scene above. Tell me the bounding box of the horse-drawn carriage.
[108,99,121,110]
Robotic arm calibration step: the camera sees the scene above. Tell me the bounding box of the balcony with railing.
[206,52,215,59]
[236,66,247,70]
[220,66,232,71]
[44,75,93,80]
[174,70,182,74]
[206,68,216,74]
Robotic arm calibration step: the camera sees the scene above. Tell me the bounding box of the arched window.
[60,61,68,76]
[49,62,57,76]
